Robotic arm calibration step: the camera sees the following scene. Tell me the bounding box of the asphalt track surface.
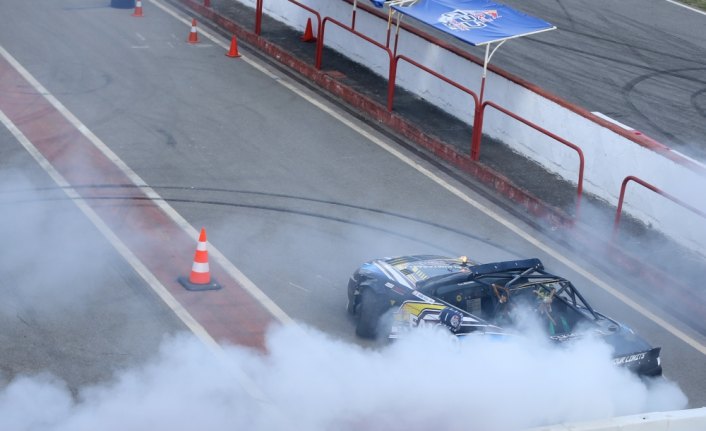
[0,0,704,410]
[480,0,706,162]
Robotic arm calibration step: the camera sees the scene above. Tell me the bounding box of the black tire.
[346,279,358,315]
[356,289,387,339]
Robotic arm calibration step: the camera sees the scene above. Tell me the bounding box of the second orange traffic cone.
[178,228,221,291]
[132,0,143,16]
[187,18,199,44]
[301,17,315,42]
[225,35,241,58]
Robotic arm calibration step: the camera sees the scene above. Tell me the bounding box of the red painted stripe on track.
[0,55,274,349]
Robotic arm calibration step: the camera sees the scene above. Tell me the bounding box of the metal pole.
[471,44,490,160]
[386,9,393,48]
[471,42,507,160]
[388,56,398,111]
[352,0,357,29]
[255,0,263,35]
[393,14,402,57]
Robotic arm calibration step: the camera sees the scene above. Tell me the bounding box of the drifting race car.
[346,255,663,377]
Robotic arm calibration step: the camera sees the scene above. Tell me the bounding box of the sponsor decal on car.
[549,333,579,342]
[409,266,430,282]
[613,352,647,365]
[412,290,435,304]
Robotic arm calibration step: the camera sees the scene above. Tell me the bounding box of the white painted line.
[0,44,294,328]
[288,282,311,293]
[146,0,706,356]
[665,0,706,16]
[136,32,146,41]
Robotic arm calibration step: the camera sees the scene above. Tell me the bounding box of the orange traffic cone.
[132,0,143,16]
[225,35,241,58]
[301,17,315,42]
[178,228,221,291]
[187,18,199,44]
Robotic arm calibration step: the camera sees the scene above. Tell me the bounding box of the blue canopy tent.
[364,0,555,158]
[390,0,554,44]
[368,0,554,94]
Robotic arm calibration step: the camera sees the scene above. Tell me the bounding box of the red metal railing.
[315,16,393,72]
[388,54,479,124]
[475,101,585,214]
[613,175,706,237]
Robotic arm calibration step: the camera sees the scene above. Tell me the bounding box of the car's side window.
[436,285,466,308]
[435,283,495,319]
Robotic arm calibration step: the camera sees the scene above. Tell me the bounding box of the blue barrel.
[110,0,135,8]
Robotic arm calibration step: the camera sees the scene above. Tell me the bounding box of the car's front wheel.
[356,289,387,339]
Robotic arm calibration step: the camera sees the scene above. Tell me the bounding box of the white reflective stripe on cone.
[196,242,207,251]
[191,262,210,272]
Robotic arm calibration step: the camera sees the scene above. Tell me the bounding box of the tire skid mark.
[0,184,519,257]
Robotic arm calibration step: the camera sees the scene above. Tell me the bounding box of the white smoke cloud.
[0,324,687,431]
[0,169,110,317]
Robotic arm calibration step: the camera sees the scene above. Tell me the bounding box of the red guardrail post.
[315,18,327,69]
[387,57,398,111]
[388,55,479,120]
[479,101,585,215]
[613,176,706,239]
[315,17,392,74]
[470,108,483,160]
[255,0,263,35]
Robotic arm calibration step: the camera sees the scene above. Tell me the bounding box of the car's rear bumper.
[613,347,662,377]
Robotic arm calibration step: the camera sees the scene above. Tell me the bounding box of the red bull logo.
[438,9,499,31]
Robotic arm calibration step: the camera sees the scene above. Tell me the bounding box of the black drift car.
[346,255,662,377]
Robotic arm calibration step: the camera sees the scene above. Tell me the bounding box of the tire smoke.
[0,324,688,431]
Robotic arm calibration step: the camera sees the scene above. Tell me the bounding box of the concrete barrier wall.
[247,0,706,256]
[526,407,706,431]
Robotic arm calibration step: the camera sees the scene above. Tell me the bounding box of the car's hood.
[379,255,474,286]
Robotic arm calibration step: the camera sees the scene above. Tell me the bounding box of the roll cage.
[416,259,599,320]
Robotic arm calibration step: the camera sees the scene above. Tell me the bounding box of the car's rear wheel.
[356,289,387,339]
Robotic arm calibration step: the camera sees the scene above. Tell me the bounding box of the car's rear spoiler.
[466,258,544,276]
